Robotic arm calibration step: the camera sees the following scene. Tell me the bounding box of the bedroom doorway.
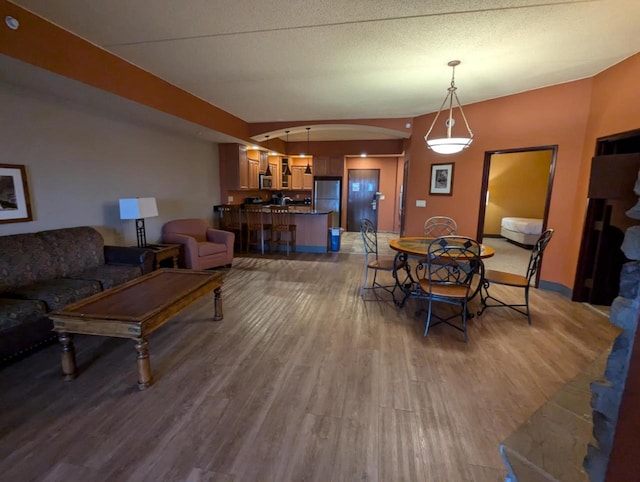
[476,146,557,284]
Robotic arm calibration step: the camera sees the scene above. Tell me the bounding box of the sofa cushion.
[9,278,102,311]
[70,264,142,290]
[0,298,47,333]
[37,227,105,277]
[198,241,227,257]
[0,233,54,293]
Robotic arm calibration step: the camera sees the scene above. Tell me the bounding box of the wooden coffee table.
[49,268,224,390]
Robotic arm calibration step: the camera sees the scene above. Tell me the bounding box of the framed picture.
[429,162,455,196]
[0,164,33,224]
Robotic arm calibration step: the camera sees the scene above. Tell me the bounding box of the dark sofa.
[0,226,154,363]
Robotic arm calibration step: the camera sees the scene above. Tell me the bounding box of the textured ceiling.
[8,0,640,141]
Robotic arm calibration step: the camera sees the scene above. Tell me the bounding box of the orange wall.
[406,79,593,287]
[345,157,402,232]
[570,53,640,277]
[405,52,640,290]
[484,151,552,235]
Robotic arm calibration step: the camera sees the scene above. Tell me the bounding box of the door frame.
[399,158,409,236]
[347,168,380,231]
[476,145,558,286]
[573,128,640,302]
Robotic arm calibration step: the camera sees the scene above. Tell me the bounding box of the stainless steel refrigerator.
[314,177,342,227]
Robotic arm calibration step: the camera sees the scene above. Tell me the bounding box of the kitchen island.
[260,206,333,253]
[214,205,335,253]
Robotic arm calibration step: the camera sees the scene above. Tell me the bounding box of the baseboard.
[539,280,573,298]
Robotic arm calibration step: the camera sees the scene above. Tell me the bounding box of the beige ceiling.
[8,0,640,142]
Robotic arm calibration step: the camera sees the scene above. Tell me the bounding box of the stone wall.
[583,190,640,480]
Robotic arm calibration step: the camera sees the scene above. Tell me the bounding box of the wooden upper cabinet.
[269,160,280,189]
[328,157,344,176]
[219,143,252,190]
[313,156,328,177]
[289,156,314,190]
[248,159,259,189]
[290,166,305,190]
[247,149,260,162]
[238,153,249,189]
[313,156,343,177]
[303,172,313,190]
[289,166,313,190]
[259,151,269,173]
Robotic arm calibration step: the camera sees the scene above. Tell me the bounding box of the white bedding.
[501,217,543,235]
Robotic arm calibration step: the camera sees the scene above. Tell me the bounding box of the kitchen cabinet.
[248,159,259,189]
[289,166,313,190]
[269,160,280,189]
[288,157,313,191]
[281,158,290,190]
[238,153,249,189]
[290,166,305,190]
[313,156,344,177]
[303,171,313,190]
[259,151,269,173]
[219,143,259,191]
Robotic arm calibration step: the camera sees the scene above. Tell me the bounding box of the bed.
[500,217,543,247]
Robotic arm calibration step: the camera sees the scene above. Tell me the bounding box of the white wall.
[0,81,220,245]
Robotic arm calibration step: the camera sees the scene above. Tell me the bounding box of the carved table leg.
[214,286,223,321]
[134,337,153,390]
[59,332,77,381]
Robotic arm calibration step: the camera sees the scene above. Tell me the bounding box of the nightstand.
[143,243,181,270]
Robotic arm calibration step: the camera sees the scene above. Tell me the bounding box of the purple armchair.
[162,218,234,269]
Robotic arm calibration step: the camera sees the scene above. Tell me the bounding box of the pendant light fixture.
[424,60,473,155]
[304,127,312,174]
[264,135,272,176]
[282,130,292,176]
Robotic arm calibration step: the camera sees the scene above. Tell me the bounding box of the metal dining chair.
[359,218,398,298]
[424,216,457,237]
[415,235,482,342]
[477,229,554,324]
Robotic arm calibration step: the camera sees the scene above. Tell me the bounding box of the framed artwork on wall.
[429,162,455,196]
[0,164,33,224]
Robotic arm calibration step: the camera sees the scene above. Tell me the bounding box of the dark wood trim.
[596,128,640,155]
[476,145,557,287]
[476,152,492,242]
[574,128,640,303]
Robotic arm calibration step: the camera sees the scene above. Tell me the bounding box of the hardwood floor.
[0,253,619,481]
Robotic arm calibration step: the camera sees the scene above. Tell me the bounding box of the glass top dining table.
[389,236,496,258]
[387,236,495,307]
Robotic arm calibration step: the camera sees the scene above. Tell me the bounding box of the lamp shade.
[426,137,473,155]
[119,197,158,219]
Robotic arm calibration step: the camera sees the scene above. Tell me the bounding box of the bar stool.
[270,206,296,255]
[219,204,243,252]
[245,206,270,254]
